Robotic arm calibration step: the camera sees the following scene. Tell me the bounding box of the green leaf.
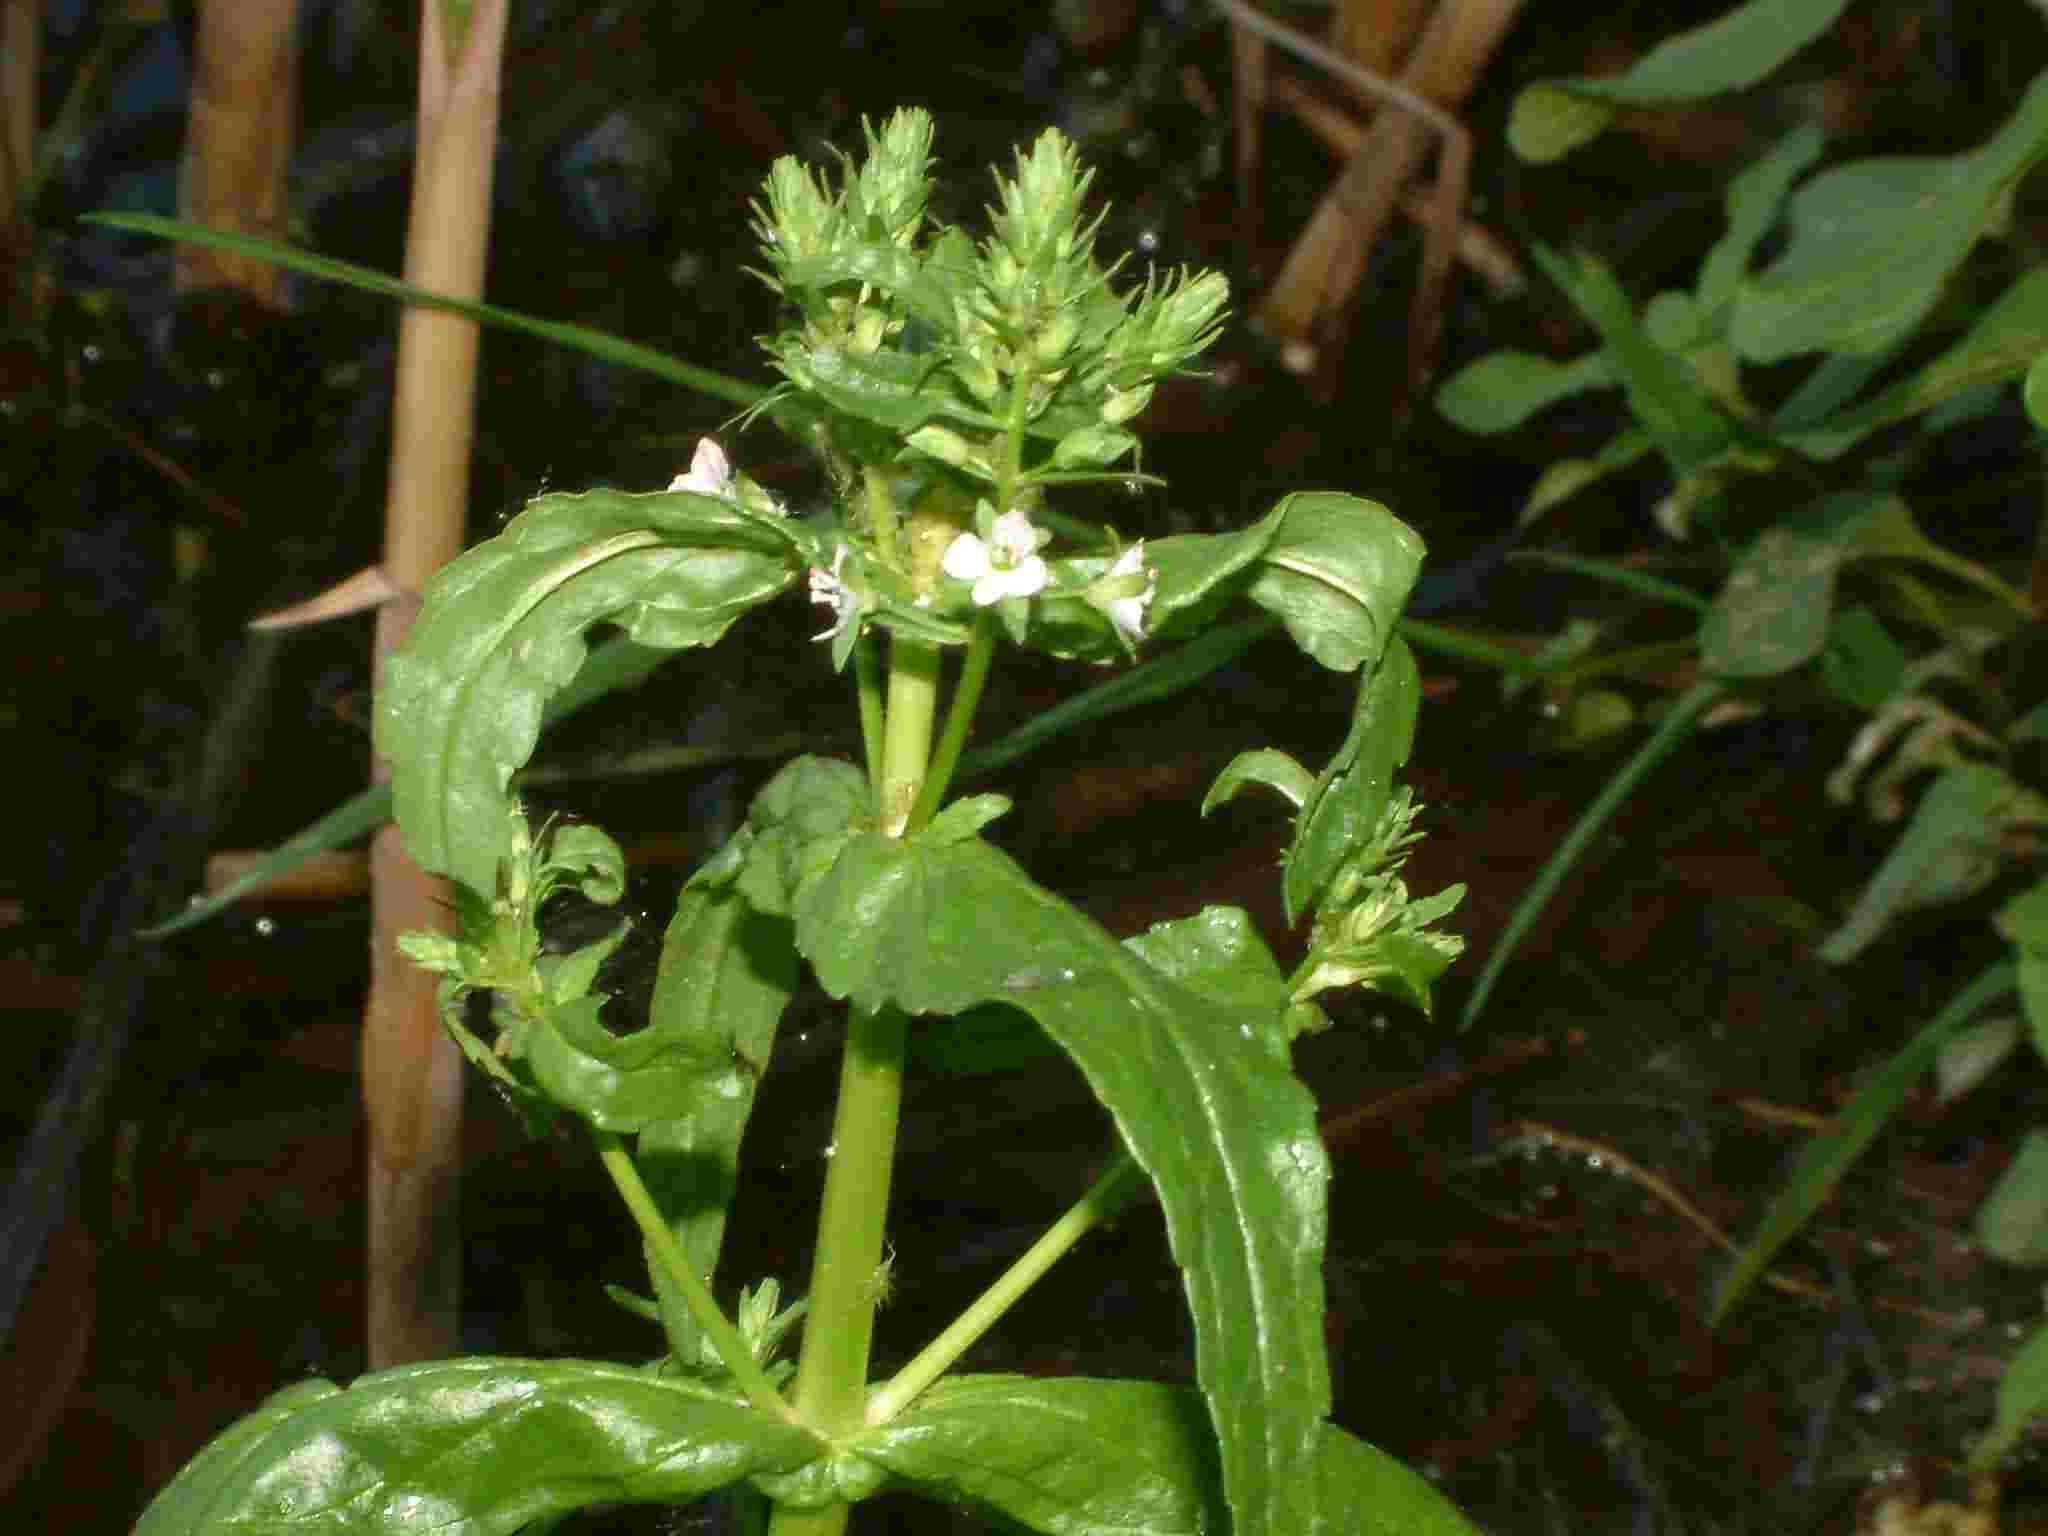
[1711,963,2016,1324]
[133,1357,821,1535]
[1996,874,2048,1061]
[1976,1130,2048,1267]
[1521,430,1654,522]
[1434,348,1614,434]
[727,755,873,918]
[853,1376,1479,1536]
[1819,763,2028,964]
[1287,638,1420,926]
[1246,493,1426,671]
[1124,906,1296,1060]
[2028,350,2048,429]
[1699,491,1877,678]
[1974,1318,2048,1473]
[1531,245,1733,475]
[146,630,676,940]
[1150,494,1423,673]
[1817,605,1909,713]
[636,883,800,1363]
[1734,72,2048,361]
[1699,123,1827,319]
[1506,0,1850,163]
[1781,269,2048,459]
[787,831,1329,1536]
[378,487,802,896]
[1203,748,1315,815]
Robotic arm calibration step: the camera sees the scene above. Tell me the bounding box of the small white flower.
[669,438,734,498]
[808,548,858,641]
[1095,541,1154,643]
[942,509,1050,605]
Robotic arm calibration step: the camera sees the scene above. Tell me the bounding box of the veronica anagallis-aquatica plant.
[137,109,1474,1536]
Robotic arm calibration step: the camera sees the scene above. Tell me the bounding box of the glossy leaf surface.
[134,1358,821,1535]
[857,1376,1478,1536]
[1148,493,1422,674]
[378,487,802,895]
[784,824,1329,1536]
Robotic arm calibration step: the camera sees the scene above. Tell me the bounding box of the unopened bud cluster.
[751,107,1226,488]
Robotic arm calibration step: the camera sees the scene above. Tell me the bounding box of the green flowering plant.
[137,110,1472,1536]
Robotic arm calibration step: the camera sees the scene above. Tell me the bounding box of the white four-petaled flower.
[942,509,1050,606]
[808,548,858,642]
[668,437,734,498]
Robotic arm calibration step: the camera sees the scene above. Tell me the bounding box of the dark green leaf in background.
[1734,71,2048,361]
[1507,0,1851,163]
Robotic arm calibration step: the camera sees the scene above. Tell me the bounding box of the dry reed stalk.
[1243,0,1523,403]
[364,0,508,1368]
[177,0,296,303]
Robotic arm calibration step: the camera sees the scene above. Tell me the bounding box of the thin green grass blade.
[1711,961,2016,1325]
[1457,678,1724,1028]
[139,784,390,939]
[85,214,767,409]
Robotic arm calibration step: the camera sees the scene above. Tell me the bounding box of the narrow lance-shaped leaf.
[134,1357,822,1536]
[377,487,804,896]
[1287,637,1420,925]
[635,878,800,1363]
[777,806,1329,1536]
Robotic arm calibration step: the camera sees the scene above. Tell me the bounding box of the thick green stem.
[788,1004,910,1443]
[877,634,942,835]
[867,1156,1146,1424]
[592,1130,803,1427]
[766,627,944,1536]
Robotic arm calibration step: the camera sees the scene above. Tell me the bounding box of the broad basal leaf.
[853,1376,1480,1536]
[787,828,1329,1536]
[378,487,803,895]
[134,1358,822,1536]
[1734,71,2048,362]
